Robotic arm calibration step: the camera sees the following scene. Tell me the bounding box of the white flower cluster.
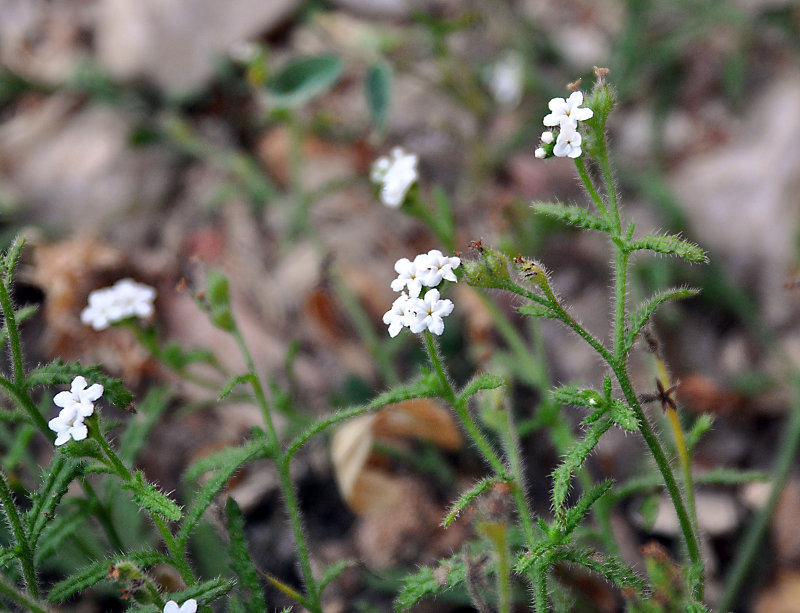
[370,147,418,208]
[48,376,104,446]
[535,91,593,159]
[80,278,156,331]
[164,599,197,613]
[383,250,460,337]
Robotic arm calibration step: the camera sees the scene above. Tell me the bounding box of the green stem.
[0,280,25,385]
[613,249,629,362]
[0,472,37,598]
[82,479,125,552]
[0,377,48,434]
[92,430,196,584]
[0,573,52,613]
[230,325,321,612]
[596,148,622,233]
[574,157,610,221]
[533,560,549,613]
[719,373,800,611]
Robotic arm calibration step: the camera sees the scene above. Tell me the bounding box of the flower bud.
[585,68,616,129]
[463,244,511,289]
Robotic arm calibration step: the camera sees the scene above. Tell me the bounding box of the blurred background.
[2,0,800,611]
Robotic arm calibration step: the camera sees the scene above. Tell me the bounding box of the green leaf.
[552,417,614,523]
[551,385,603,411]
[365,61,391,131]
[160,343,216,371]
[686,413,714,453]
[394,554,466,612]
[458,373,504,404]
[206,270,234,331]
[516,303,559,319]
[35,509,87,565]
[178,442,263,544]
[630,234,708,263]
[443,477,507,527]
[225,498,266,612]
[220,374,254,400]
[165,577,235,606]
[561,480,613,535]
[609,400,639,431]
[26,456,85,547]
[2,235,25,280]
[320,559,354,593]
[0,304,37,348]
[266,54,343,108]
[626,287,699,353]
[47,551,171,602]
[27,360,133,410]
[532,202,610,232]
[122,472,182,521]
[554,547,644,593]
[184,438,266,482]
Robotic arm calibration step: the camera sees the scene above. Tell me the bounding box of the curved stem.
[0,471,37,598]
[574,157,610,221]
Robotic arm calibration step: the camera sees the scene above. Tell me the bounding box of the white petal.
[179,600,198,613]
[71,376,88,393]
[428,317,445,335]
[54,431,72,446]
[164,602,180,613]
[83,383,104,402]
[53,391,74,409]
[567,91,584,106]
[69,421,88,441]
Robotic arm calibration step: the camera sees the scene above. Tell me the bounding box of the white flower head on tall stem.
[420,250,460,287]
[48,376,103,446]
[81,278,156,330]
[543,91,593,129]
[383,292,413,338]
[553,127,583,158]
[370,147,418,208]
[164,600,197,613]
[408,289,454,336]
[391,254,430,298]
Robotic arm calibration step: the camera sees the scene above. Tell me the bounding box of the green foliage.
[395,554,466,612]
[1,236,25,282]
[220,374,254,400]
[551,384,603,410]
[443,476,507,527]
[266,54,343,108]
[122,472,182,522]
[0,305,37,350]
[365,62,391,131]
[552,417,614,524]
[516,302,558,319]
[26,456,85,548]
[26,360,133,411]
[532,201,611,232]
[561,480,613,535]
[555,547,644,594]
[205,270,235,331]
[630,234,708,263]
[117,387,171,465]
[184,439,267,482]
[225,498,266,613]
[625,287,699,353]
[47,551,171,602]
[609,399,639,431]
[458,373,505,404]
[166,576,236,606]
[319,559,353,593]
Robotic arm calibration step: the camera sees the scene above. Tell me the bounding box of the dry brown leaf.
[755,570,800,613]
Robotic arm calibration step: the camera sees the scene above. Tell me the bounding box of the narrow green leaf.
[609,400,639,431]
[266,54,343,108]
[630,234,708,263]
[122,472,182,522]
[27,456,85,546]
[458,373,505,404]
[626,287,699,352]
[514,542,551,575]
[220,374,254,400]
[47,551,171,602]
[34,510,87,565]
[160,343,216,371]
[225,498,266,612]
[516,303,559,319]
[551,385,602,411]
[320,559,354,593]
[184,439,266,482]
[552,417,614,523]
[532,201,610,232]
[554,547,644,593]
[685,413,714,452]
[178,442,263,544]
[3,235,25,279]
[561,480,613,535]
[165,577,235,606]
[394,554,466,612]
[443,477,506,527]
[0,304,38,348]
[611,467,769,501]
[27,360,133,411]
[365,62,391,131]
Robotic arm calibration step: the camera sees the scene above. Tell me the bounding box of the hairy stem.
[0,471,37,598]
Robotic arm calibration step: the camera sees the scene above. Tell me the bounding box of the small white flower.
[391,255,429,298]
[420,250,460,287]
[383,292,413,338]
[534,147,546,159]
[81,279,156,330]
[370,147,418,208]
[543,91,593,129]
[164,600,198,613]
[48,376,103,446]
[486,51,524,107]
[408,289,454,336]
[540,131,554,144]
[553,127,583,158]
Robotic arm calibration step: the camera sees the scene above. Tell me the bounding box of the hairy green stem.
[0,377,48,434]
[0,573,52,613]
[0,279,25,386]
[0,472,37,598]
[719,373,800,610]
[574,157,609,221]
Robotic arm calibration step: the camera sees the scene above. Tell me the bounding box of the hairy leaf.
[395,554,466,612]
[561,480,613,535]
[47,551,171,602]
[458,374,505,404]
[443,477,507,527]
[118,386,171,465]
[320,559,354,593]
[630,234,708,263]
[27,456,85,547]
[532,202,610,232]
[555,547,644,593]
[35,509,86,565]
[552,385,602,411]
[609,400,639,431]
[165,577,235,607]
[517,303,559,319]
[626,287,699,353]
[220,374,254,400]
[27,360,133,411]
[122,472,182,522]
[225,498,266,612]
[184,439,266,482]
[552,418,614,523]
